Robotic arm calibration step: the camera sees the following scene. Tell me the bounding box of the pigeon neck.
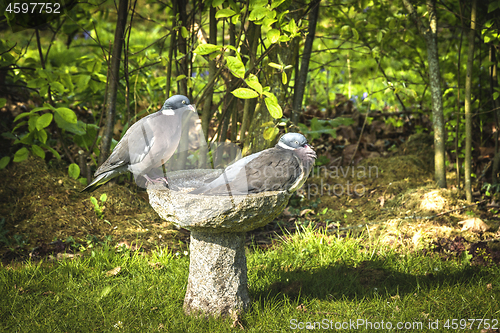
[277,141,295,150]
[161,109,175,116]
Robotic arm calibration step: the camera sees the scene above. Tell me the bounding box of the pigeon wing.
[200,149,302,195]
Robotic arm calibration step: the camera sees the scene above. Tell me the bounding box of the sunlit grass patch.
[1,226,498,332]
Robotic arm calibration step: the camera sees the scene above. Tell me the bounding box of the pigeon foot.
[144,175,169,188]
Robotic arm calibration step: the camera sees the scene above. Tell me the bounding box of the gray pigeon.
[82,95,195,192]
[190,133,316,195]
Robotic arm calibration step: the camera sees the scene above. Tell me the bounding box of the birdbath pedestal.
[147,170,292,317]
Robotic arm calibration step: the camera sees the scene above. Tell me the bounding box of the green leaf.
[54,113,86,135]
[68,163,80,179]
[262,17,277,28]
[231,14,240,25]
[90,196,98,208]
[36,113,53,130]
[36,129,48,144]
[77,75,91,88]
[249,0,267,9]
[0,98,6,108]
[49,81,65,94]
[352,27,359,41]
[288,19,297,34]
[270,0,286,9]
[18,132,34,145]
[246,74,262,94]
[12,121,27,133]
[488,2,499,12]
[176,74,187,82]
[13,147,29,162]
[268,62,282,70]
[282,72,287,84]
[14,112,31,123]
[31,144,45,159]
[212,0,224,7]
[42,144,61,159]
[267,29,280,43]
[377,30,383,43]
[260,121,275,128]
[31,104,54,112]
[56,107,77,124]
[264,94,283,119]
[249,7,268,21]
[226,56,245,77]
[28,115,39,132]
[100,193,107,202]
[61,73,74,93]
[279,35,290,42]
[194,43,221,55]
[216,8,236,18]
[232,88,259,99]
[181,26,189,39]
[0,156,10,169]
[263,127,279,141]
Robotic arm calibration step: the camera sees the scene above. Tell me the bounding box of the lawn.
[1,226,498,332]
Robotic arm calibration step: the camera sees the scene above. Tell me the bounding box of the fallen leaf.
[149,262,163,269]
[299,209,315,217]
[487,283,492,290]
[230,309,244,329]
[106,266,122,277]
[458,218,490,233]
[296,304,308,312]
[282,207,294,217]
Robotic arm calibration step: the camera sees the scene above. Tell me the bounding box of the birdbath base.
[183,231,249,317]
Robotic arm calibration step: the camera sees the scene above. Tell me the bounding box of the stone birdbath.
[147,169,292,317]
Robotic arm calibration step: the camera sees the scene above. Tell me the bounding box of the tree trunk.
[291,0,320,124]
[220,22,237,143]
[176,0,188,97]
[239,22,260,144]
[173,0,190,170]
[199,5,217,168]
[201,6,217,140]
[464,0,476,202]
[402,0,446,188]
[166,3,177,97]
[425,0,447,189]
[99,0,128,165]
[490,45,500,184]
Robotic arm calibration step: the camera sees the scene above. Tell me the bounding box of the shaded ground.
[0,133,499,266]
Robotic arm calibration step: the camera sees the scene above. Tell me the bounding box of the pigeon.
[82,95,195,192]
[190,133,316,195]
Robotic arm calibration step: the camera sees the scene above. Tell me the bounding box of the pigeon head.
[161,95,195,113]
[278,133,317,166]
[278,133,309,149]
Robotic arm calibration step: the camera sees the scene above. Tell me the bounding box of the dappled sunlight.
[420,190,446,212]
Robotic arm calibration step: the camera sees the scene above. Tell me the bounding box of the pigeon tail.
[80,167,128,192]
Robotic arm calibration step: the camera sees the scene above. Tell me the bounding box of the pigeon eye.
[182,100,186,104]
[295,141,299,144]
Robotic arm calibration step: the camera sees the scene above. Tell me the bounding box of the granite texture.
[183,231,249,316]
[147,170,292,233]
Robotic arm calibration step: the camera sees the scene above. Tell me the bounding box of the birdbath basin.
[147,169,292,317]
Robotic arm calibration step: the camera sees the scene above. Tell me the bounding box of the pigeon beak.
[189,104,196,113]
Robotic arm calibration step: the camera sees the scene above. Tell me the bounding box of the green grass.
[1,227,499,332]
